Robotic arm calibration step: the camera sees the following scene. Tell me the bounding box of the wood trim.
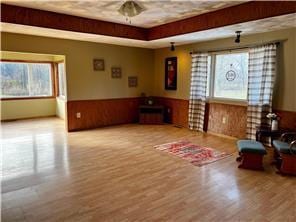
[148,1,296,40]
[1,115,56,122]
[1,96,55,101]
[0,4,147,41]
[207,131,238,140]
[0,59,55,64]
[69,97,141,103]
[1,2,295,41]
[53,63,59,97]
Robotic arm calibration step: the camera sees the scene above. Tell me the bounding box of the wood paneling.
[0,4,147,40]
[67,98,140,131]
[153,97,189,128]
[148,1,296,40]
[274,109,296,130]
[207,103,247,139]
[67,96,295,136]
[2,2,295,41]
[153,97,247,138]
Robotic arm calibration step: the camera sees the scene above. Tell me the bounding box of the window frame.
[56,61,66,99]
[206,49,249,105]
[0,59,56,100]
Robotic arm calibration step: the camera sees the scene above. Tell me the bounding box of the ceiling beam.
[1,1,296,42]
[148,1,296,40]
[0,4,148,41]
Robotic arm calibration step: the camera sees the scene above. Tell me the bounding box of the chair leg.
[236,152,242,162]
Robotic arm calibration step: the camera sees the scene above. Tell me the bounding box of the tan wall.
[153,28,296,112]
[1,98,56,120]
[1,32,155,101]
[56,97,66,119]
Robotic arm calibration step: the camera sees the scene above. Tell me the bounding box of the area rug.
[154,140,232,166]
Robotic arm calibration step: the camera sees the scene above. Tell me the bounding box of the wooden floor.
[1,118,295,222]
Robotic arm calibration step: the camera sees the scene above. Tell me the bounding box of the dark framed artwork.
[93,59,105,71]
[165,57,177,90]
[128,76,138,87]
[111,67,122,78]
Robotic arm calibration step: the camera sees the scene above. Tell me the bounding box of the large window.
[207,51,248,101]
[0,61,53,98]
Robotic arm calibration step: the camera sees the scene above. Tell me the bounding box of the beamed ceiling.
[1,1,296,48]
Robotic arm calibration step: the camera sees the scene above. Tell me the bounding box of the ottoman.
[237,140,267,170]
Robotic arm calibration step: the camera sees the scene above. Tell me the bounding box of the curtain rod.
[189,39,287,54]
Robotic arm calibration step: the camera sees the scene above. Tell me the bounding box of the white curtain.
[246,43,277,140]
[188,53,208,132]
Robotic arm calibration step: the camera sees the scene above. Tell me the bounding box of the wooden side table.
[255,125,286,143]
[139,105,164,124]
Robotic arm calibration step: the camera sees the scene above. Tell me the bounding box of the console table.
[139,105,164,124]
[256,125,287,143]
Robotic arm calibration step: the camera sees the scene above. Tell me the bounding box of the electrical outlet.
[222,116,226,124]
[76,112,81,119]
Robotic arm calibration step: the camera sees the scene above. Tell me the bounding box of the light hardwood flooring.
[1,118,295,222]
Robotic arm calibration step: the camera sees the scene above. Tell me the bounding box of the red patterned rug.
[154,141,232,166]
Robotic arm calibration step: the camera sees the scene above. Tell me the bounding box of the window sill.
[57,96,66,100]
[0,96,55,101]
[206,98,247,107]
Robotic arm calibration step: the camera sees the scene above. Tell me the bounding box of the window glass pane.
[58,63,65,97]
[206,55,211,97]
[0,62,52,98]
[1,62,29,97]
[30,63,52,96]
[213,52,248,100]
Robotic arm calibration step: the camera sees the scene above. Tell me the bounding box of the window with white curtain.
[206,51,249,101]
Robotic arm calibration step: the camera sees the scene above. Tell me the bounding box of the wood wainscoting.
[153,97,296,139]
[153,97,189,128]
[67,98,140,131]
[275,109,296,130]
[67,96,296,136]
[207,103,247,139]
[153,97,247,138]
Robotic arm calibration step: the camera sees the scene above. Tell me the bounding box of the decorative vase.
[271,119,278,131]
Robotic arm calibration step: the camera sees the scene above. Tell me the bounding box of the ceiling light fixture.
[118,1,145,24]
[170,42,175,51]
[235,31,242,43]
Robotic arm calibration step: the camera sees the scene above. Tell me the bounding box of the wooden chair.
[272,132,296,175]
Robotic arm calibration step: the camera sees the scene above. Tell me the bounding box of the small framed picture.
[111,67,122,78]
[128,76,138,87]
[93,59,105,71]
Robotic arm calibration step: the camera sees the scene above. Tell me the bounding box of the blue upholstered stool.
[237,140,267,170]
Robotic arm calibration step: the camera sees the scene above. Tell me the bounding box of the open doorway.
[0,51,68,129]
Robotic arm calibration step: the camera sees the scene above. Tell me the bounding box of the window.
[207,51,249,101]
[1,61,53,98]
[58,63,65,97]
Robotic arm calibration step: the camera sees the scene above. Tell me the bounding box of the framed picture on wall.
[111,67,122,78]
[165,57,177,90]
[128,76,138,87]
[93,59,105,71]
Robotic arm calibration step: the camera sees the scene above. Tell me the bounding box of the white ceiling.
[1,13,296,49]
[2,0,247,28]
